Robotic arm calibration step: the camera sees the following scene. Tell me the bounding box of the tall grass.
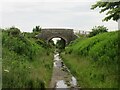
[2,29,53,88]
[62,31,118,88]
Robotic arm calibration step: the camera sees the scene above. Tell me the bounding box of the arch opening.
[47,36,67,45]
[52,38,61,45]
[48,37,66,49]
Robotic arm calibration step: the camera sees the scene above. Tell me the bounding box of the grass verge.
[61,31,118,88]
[2,28,53,88]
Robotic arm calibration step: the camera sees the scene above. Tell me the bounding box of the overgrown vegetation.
[61,31,118,88]
[56,39,66,52]
[32,26,42,33]
[88,25,108,37]
[2,27,53,88]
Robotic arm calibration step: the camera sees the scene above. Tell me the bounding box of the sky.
[0,0,118,32]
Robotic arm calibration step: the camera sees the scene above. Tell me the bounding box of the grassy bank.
[2,28,53,88]
[61,31,118,88]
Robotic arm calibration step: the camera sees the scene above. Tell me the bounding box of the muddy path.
[49,51,79,88]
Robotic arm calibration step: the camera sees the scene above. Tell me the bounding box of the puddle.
[54,61,62,68]
[54,53,62,68]
[54,54,61,61]
[70,76,77,86]
[54,62,57,67]
[56,80,68,88]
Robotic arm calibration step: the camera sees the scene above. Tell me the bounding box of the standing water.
[50,51,79,89]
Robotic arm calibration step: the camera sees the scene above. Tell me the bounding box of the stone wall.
[37,28,77,45]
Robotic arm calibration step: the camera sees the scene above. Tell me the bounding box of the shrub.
[33,26,41,32]
[88,26,108,37]
[7,27,21,36]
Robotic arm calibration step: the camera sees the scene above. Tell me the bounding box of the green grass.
[2,47,53,88]
[2,29,53,88]
[61,31,118,88]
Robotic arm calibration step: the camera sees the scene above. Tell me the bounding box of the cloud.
[0,1,118,32]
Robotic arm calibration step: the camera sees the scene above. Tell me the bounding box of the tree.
[91,1,120,21]
[88,25,108,37]
[33,26,41,32]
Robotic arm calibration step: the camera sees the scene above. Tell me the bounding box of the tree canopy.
[91,1,120,21]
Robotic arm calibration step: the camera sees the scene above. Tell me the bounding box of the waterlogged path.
[50,51,79,88]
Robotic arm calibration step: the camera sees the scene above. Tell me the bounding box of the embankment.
[61,31,119,88]
[2,28,53,88]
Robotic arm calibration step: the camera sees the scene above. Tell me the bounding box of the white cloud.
[0,1,118,32]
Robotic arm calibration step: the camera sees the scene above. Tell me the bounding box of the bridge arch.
[47,36,68,45]
[36,28,77,45]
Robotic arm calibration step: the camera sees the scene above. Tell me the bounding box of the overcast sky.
[0,0,118,32]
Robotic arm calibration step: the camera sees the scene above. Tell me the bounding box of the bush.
[7,27,21,36]
[33,26,41,32]
[2,31,40,60]
[88,26,108,37]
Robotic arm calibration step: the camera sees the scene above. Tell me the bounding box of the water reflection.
[70,76,77,86]
[50,51,78,88]
[56,80,68,88]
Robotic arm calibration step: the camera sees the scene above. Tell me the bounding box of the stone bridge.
[36,28,77,45]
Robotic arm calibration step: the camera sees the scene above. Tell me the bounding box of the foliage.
[91,1,120,21]
[33,26,42,32]
[2,30,41,60]
[88,25,108,37]
[62,31,118,88]
[56,39,66,50]
[2,27,53,88]
[6,26,21,37]
[23,32,35,38]
[49,39,55,48]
